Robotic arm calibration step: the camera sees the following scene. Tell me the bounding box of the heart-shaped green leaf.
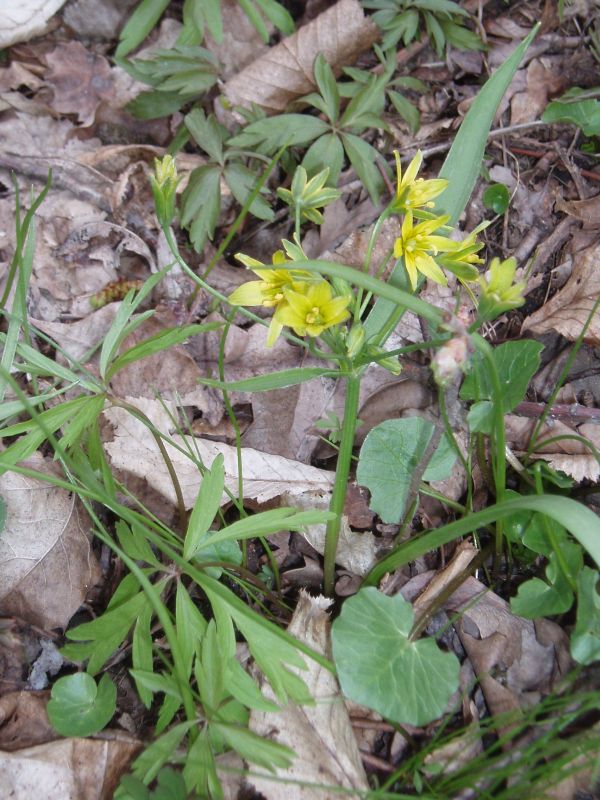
[47,672,116,737]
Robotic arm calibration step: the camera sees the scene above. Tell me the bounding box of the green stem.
[323,372,361,596]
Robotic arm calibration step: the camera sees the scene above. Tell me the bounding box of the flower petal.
[415,255,447,286]
[228,281,266,306]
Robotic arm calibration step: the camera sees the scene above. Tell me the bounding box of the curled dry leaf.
[223,0,378,114]
[0,453,102,631]
[249,591,368,800]
[103,398,334,508]
[45,41,114,127]
[505,414,600,482]
[0,692,56,752]
[521,241,600,345]
[0,735,141,800]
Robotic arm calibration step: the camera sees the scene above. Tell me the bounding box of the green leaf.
[199,367,339,392]
[130,721,196,784]
[47,673,116,737]
[129,670,182,700]
[181,165,221,251]
[205,508,334,547]
[212,722,295,769]
[571,567,600,665]
[126,89,193,120]
[65,589,148,674]
[312,54,340,123]
[543,97,600,137]
[461,340,543,432]
[510,575,573,618]
[194,538,242,578]
[341,133,384,204]
[229,115,329,153]
[365,494,600,587]
[185,109,226,163]
[184,454,225,560]
[116,0,170,59]
[301,133,345,187]
[132,605,154,708]
[438,24,539,225]
[332,588,460,726]
[356,417,457,524]
[223,162,274,221]
[254,0,295,35]
[388,89,420,135]
[483,182,510,214]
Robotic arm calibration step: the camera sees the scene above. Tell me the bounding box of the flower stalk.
[323,372,361,596]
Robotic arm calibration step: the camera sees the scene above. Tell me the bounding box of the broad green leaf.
[184,454,225,560]
[194,538,242,578]
[116,0,170,59]
[47,673,116,737]
[332,587,460,726]
[199,367,339,392]
[483,182,510,214]
[356,417,456,524]
[510,575,573,618]
[543,97,600,137]
[461,340,543,433]
[571,567,600,664]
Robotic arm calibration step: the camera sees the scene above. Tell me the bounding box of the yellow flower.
[438,224,487,283]
[477,257,526,320]
[393,211,455,289]
[275,281,351,338]
[228,251,313,346]
[392,150,448,213]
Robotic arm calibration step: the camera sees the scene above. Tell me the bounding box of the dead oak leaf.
[521,241,600,345]
[45,41,113,127]
[0,453,102,631]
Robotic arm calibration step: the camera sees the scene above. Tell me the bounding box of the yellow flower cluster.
[391,150,485,290]
[228,240,351,346]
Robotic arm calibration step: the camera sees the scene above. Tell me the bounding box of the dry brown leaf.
[509,57,565,125]
[0,735,141,800]
[206,0,268,78]
[62,0,136,41]
[249,591,369,799]
[31,304,119,364]
[223,0,378,114]
[0,692,56,752]
[0,453,102,631]
[0,0,67,48]
[103,398,334,509]
[556,193,600,225]
[521,241,600,345]
[45,41,114,127]
[505,414,600,482]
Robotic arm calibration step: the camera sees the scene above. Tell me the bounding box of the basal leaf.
[332,587,460,726]
[571,567,600,665]
[356,417,456,523]
[47,672,116,737]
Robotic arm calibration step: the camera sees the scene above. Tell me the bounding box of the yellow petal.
[228,281,266,306]
[403,150,423,187]
[415,255,447,286]
[266,316,283,347]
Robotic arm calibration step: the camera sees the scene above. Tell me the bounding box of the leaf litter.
[1,0,600,797]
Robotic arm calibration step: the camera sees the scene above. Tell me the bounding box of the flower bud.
[149,154,180,227]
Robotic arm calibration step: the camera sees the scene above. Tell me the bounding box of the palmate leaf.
[224,162,274,222]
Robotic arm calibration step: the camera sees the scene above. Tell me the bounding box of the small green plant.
[179,108,274,251]
[542,86,600,137]
[361,0,485,56]
[229,53,390,202]
[482,181,510,214]
[47,672,117,737]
